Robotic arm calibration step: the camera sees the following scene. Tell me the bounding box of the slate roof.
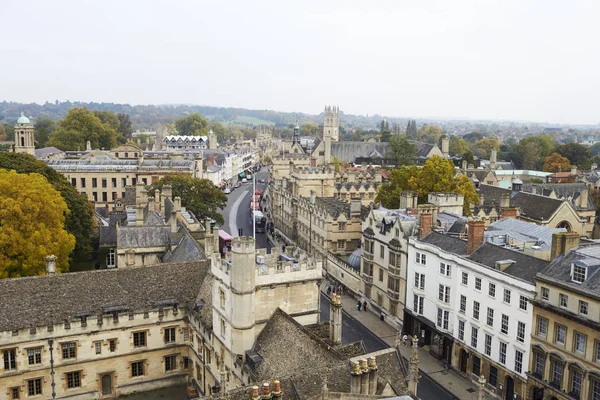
[419,231,468,255]
[117,226,171,248]
[331,142,390,163]
[485,218,566,251]
[35,146,64,159]
[99,226,117,246]
[521,182,595,211]
[315,197,353,218]
[478,184,510,207]
[468,243,549,284]
[0,261,210,332]
[163,231,206,263]
[510,191,564,221]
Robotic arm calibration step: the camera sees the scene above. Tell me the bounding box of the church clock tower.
[14,112,35,156]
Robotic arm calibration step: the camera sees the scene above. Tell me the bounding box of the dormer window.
[571,264,587,284]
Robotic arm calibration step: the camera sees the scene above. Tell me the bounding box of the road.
[220,168,271,250]
[320,292,457,400]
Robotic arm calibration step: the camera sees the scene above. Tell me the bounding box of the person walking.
[356,301,362,311]
[363,301,368,312]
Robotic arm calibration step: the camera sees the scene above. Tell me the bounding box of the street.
[219,168,271,249]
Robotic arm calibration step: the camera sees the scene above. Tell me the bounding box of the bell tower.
[14,112,35,156]
[323,105,339,142]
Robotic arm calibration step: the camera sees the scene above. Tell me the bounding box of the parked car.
[259,179,265,183]
[234,183,241,189]
[242,178,248,183]
[224,188,231,194]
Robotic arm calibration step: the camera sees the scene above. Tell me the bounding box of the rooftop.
[419,231,467,255]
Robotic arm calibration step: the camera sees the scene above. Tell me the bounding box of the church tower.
[292,122,300,145]
[14,112,35,156]
[323,105,339,142]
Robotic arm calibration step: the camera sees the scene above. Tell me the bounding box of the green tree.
[117,113,133,138]
[543,152,571,172]
[0,169,76,278]
[47,107,120,150]
[0,153,94,259]
[388,135,417,166]
[418,125,444,144]
[521,142,540,170]
[0,125,6,141]
[450,137,469,156]
[301,122,320,136]
[209,122,227,142]
[175,113,209,136]
[149,174,227,225]
[376,156,479,215]
[591,142,600,157]
[93,110,120,131]
[520,135,555,160]
[34,117,56,147]
[473,138,501,158]
[406,120,417,140]
[555,142,592,169]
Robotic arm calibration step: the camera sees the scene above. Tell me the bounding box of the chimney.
[272,380,282,398]
[170,211,178,233]
[154,189,161,214]
[551,232,580,260]
[467,219,485,254]
[462,160,467,171]
[418,207,433,238]
[148,196,155,212]
[262,382,272,400]
[490,148,497,170]
[479,194,485,206]
[368,357,378,395]
[361,162,367,172]
[251,386,261,400]
[162,184,172,211]
[579,189,588,209]
[86,140,91,151]
[46,255,57,275]
[571,166,577,176]
[135,182,145,205]
[501,208,518,219]
[441,135,449,159]
[350,361,362,394]
[135,204,145,226]
[500,193,511,209]
[310,190,316,205]
[329,293,342,345]
[174,196,182,213]
[360,359,369,394]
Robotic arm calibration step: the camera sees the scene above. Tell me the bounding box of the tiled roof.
[314,197,352,219]
[521,182,595,211]
[539,244,600,298]
[0,261,210,332]
[510,191,564,221]
[117,226,171,248]
[163,231,206,263]
[419,231,468,255]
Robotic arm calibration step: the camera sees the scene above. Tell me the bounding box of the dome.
[347,248,362,269]
[17,112,30,124]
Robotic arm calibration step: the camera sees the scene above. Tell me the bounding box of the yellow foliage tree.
[0,169,75,278]
[543,152,571,172]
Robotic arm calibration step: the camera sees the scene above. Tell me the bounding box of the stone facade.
[13,113,35,156]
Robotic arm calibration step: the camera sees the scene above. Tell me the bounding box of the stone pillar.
[368,357,378,395]
[407,335,420,396]
[478,374,486,400]
[360,359,369,394]
[329,293,342,345]
[46,255,57,275]
[350,361,362,394]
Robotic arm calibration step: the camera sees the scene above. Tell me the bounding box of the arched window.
[21,136,25,147]
[557,221,572,231]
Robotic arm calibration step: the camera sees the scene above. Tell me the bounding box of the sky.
[1,0,599,125]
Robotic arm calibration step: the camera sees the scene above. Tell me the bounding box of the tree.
[521,142,540,170]
[117,113,133,139]
[301,122,320,136]
[34,117,56,148]
[47,107,120,150]
[149,174,227,225]
[591,142,600,157]
[418,125,443,144]
[555,142,592,169]
[376,156,479,215]
[209,122,227,142]
[0,169,75,278]
[543,152,571,172]
[462,131,484,143]
[406,120,417,140]
[175,113,209,136]
[388,135,417,166]
[520,135,555,160]
[0,125,6,141]
[473,138,500,158]
[0,153,94,259]
[450,137,469,156]
[93,110,120,131]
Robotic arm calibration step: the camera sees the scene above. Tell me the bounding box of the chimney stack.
[490,148,497,170]
[500,193,511,209]
[174,196,182,213]
[571,166,578,176]
[462,160,467,171]
[500,208,518,219]
[579,189,588,209]
[441,135,449,159]
[310,190,316,205]
[329,293,342,345]
[467,219,485,254]
[46,255,57,275]
[418,206,433,238]
[148,196,155,212]
[551,232,580,260]
[360,359,369,394]
[368,357,378,395]
[154,189,161,214]
[170,211,178,233]
[350,361,362,394]
[162,184,172,212]
[135,204,145,226]
[86,140,91,151]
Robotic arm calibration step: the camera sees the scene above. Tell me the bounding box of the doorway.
[532,387,544,400]
[101,374,113,395]
[459,349,468,373]
[505,376,514,400]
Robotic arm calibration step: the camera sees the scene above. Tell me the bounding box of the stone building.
[527,235,600,400]
[13,112,35,156]
[163,135,208,150]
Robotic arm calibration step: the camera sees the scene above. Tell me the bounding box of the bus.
[252,211,267,233]
[218,230,233,255]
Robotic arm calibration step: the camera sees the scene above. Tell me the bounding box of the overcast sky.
[1,0,599,124]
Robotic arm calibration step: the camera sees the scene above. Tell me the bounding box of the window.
[62,342,76,359]
[380,244,385,258]
[338,222,346,231]
[106,249,115,268]
[462,272,468,285]
[555,324,566,345]
[165,354,177,372]
[499,342,507,364]
[514,350,523,373]
[501,314,509,335]
[559,293,569,308]
[109,340,116,352]
[473,301,480,320]
[95,342,101,354]
[572,264,587,283]
[471,327,478,348]
[183,356,190,369]
[534,351,545,377]
[27,348,42,365]
[579,300,589,315]
[415,252,426,264]
[221,318,226,337]
[439,263,451,276]
[486,307,494,327]
[413,295,424,315]
[574,332,586,353]
[111,177,117,188]
[379,268,384,282]
[537,317,548,337]
[592,379,600,400]
[503,288,511,303]
[27,379,42,396]
[459,295,466,314]
[66,371,81,388]
[92,177,98,188]
[80,178,86,188]
[458,320,465,341]
[183,328,189,341]
[596,341,600,362]
[11,387,19,399]
[484,334,492,356]
[551,360,563,388]
[164,327,176,344]
[489,366,498,387]
[389,252,396,267]
[519,295,528,311]
[414,273,425,290]
[438,284,450,303]
[571,369,583,397]
[4,349,17,371]
[472,355,481,376]
[437,308,449,330]
[133,331,147,347]
[475,277,482,290]
[488,283,496,297]
[102,178,107,188]
[337,240,345,250]
[517,321,526,343]
[131,361,145,377]
[541,286,549,301]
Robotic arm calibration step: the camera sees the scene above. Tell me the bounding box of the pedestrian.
[327,286,331,295]
[402,334,408,347]
[357,301,362,311]
[363,301,367,312]
[282,245,286,252]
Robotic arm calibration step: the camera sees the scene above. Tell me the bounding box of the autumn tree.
[149,174,227,225]
[301,122,320,136]
[0,169,75,278]
[473,138,500,158]
[376,156,479,216]
[450,137,469,157]
[0,153,94,258]
[543,152,571,172]
[34,117,56,148]
[47,107,120,150]
[175,113,209,136]
[388,135,417,166]
[418,125,444,144]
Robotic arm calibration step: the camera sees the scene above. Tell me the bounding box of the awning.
[238,172,246,179]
